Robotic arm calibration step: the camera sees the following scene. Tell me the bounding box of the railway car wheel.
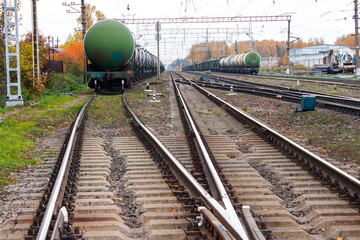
[94,80,100,92]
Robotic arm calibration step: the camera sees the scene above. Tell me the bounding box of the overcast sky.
[18,0,354,64]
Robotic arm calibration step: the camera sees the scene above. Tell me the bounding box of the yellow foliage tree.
[19,32,48,95]
[187,41,231,63]
[335,34,355,48]
[66,4,105,44]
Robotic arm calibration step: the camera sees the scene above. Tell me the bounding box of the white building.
[260,57,280,68]
[289,44,351,67]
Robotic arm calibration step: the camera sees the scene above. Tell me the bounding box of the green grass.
[45,72,88,94]
[286,110,360,162]
[125,78,170,123]
[226,128,238,134]
[0,73,87,113]
[242,106,250,112]
[0,105,16,114]
[0,95,86,188]
[87,94,127,127]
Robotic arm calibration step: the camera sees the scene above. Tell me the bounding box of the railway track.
[255,73,360,87]
[1,71,359,240]
[171,72,360,239]
[217,72,360,88]
[0,80,266,239]
[184,72,360,118]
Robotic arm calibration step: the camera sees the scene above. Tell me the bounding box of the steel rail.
[122,93,251,240]
[36,95,94,240]
[192,71,360,88]
[195,72,360,105]
[172,77,250,237]
[176,73,360,198]
[256,73,360,87]
[188,75,360,116]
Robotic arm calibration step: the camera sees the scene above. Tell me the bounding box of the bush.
[65,63,83,77]
[45,72,86,93]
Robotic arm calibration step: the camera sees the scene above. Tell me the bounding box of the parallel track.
[172,71,360,239]
[213,72,360,88]
[255,73,360,87]
[185,72,360,117]
[2,72,359,240]
[1,82,263,239]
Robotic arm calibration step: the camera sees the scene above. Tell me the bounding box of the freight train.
[84,19,164,91]
[182,51,261,74]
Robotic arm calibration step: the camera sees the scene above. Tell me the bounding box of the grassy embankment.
[0,73,88,188]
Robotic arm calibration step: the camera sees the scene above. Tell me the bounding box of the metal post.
[222,41,225,57]
[286,20,291,75]
[152,88,156,101]
[81,0,87,83]
[145,81,151,92]
[52,36,54,60]
[355,0,360,77]
[32,0,40,79]
[155,21,161,80]
[47,36,51,61]
[5,0,23,106]
[248,23,253,51]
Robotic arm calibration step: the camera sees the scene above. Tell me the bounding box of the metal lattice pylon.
[4,0,23,106]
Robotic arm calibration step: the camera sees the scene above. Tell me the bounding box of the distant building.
[289,44,350,67]
[260,57,280,68]
[44,48,64,73]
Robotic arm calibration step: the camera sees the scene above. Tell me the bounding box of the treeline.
[182,35,355,66]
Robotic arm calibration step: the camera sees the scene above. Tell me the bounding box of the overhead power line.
[116,15,291,25]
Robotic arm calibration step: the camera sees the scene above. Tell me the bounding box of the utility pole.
[286,20,291,75]
[52,36,55,60]
[56,37,60,48]
[355,0,360,77]
[155,21,161,80]
[47,36,51,61]
[63,0,87,82]
[32,0,40,79]
[222,41,225,57]
[81,0,87,83]
[248,23,254,51]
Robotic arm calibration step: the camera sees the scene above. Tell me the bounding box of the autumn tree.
[78,3,105,30]
[230,40,286,57]
[58,4,105,74]
[69,4,105,42]
[19,32,48,95]
[0,2,6,100]
[187,41,231,63]
[335,34,355,48]
[55,41,85,75]
[292,37,324,49]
